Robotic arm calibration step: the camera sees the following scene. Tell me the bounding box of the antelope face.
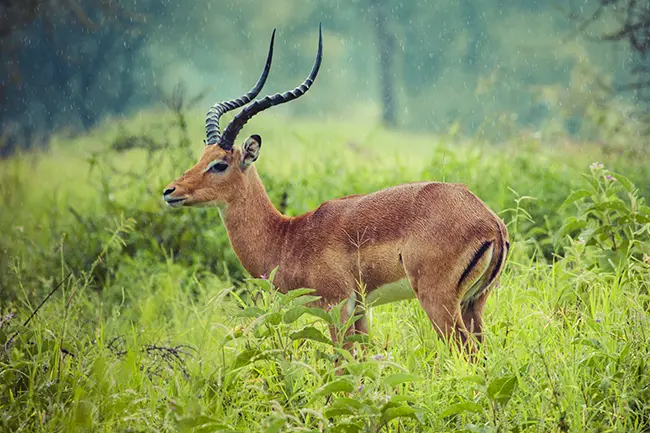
[162,135,262,207]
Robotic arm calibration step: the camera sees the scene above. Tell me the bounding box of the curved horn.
[205,29,276,147]
[220,24,323,149]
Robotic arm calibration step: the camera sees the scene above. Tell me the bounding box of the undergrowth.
[0,107,649,432]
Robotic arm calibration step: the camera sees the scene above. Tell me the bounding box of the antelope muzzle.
[162,186,186,207]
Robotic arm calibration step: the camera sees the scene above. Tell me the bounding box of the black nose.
[163,187,176,196]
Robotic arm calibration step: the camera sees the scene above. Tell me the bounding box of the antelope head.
[162,26,322,208]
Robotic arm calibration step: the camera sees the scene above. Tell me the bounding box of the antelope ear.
[241,134,262,169]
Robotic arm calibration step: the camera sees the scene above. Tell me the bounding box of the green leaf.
[331,397,365,410]
[266,312,283,326]
[632,213,650,224]
[247,278,273,291]
[600,198,630,214]
[291,295,323,306]
[329,421,362,433]
[268,266,280,283]
[235,307,266,318]
[382,373,424,388]
[281,288,317,304]
[176,415,230,433]
[580,172,599,190]
[314,378,355,397]
[573,337,604,350]
[487,375,518,405]
[290,326,332,345]
[555,217,586,243]
[231,348,266,370]
[464,423,496,433]
[438,402,484,418]
[304,307,333,324]
[560,189,592,210]
[74,400,93,428]
[344,334,369,344]
[283,306,309,324]
[609,172,634,192]
[324,407,354,418]
[460,375,486,386]
[389,395,419,404]
[380,405,418,424]
[618,343,631,363]
[263,416,285,433]
[283,306,332,324]
[344,360,379,380]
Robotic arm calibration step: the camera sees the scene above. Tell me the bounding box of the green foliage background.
[1,101,649,430]
[116,0,634,134]
[2,1,650,432]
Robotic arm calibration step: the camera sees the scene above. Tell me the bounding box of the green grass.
[1,109,649,432]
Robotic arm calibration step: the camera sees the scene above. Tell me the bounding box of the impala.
[163,26,509,354]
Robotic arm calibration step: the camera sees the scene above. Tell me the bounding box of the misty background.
[1,0,647,155]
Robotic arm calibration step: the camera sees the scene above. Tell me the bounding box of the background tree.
[571,0,650,131]
[0,0,640,155]
[369,0,398,127]
[0,0,157,155]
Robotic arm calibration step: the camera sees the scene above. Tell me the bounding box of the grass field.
[1,108,650,432]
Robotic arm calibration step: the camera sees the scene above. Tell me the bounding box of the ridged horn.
[205,29,276,148]
[220,24,322,149]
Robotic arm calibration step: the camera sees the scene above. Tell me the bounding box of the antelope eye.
[208,161,229,173]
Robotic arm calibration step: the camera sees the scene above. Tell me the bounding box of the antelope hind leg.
[405,271,476,356]
[461,289,490,346]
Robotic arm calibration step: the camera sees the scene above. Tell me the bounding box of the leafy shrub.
[557,162,650,286]
[2,110,650,432]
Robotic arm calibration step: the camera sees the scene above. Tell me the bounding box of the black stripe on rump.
[458,241,493,288]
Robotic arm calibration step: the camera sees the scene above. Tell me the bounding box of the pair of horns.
[205,24,323,150]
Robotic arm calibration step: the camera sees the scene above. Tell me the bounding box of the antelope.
[162,26,509,355]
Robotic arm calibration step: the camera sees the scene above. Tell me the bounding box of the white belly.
[365,278,416,307]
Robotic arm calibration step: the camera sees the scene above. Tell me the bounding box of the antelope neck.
[220,167,286,278]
